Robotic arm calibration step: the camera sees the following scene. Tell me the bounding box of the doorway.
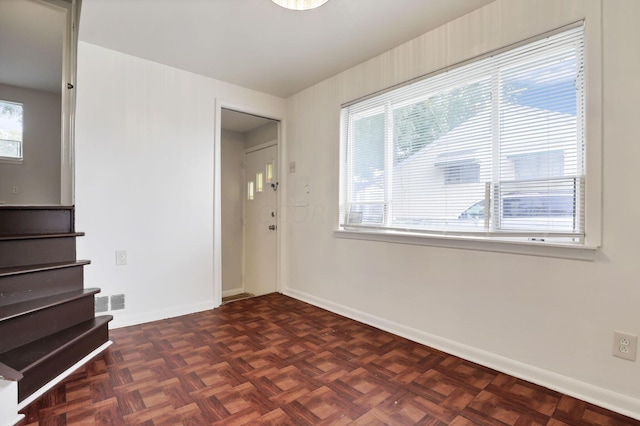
[220,108,279,302]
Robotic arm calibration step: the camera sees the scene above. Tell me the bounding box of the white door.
[244,144,277,296]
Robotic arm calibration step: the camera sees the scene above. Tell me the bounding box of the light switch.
[116,250,127,266]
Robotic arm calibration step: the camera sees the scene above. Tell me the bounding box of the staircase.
[0,206,112,425]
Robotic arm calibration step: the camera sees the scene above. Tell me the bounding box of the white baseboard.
[108,300,215,329]
[222,288,245,298]
[283,287,640,421]
[9,414,24,426]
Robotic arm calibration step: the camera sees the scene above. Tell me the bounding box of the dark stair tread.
[0,360,22,381]
[0,315,112,373]
[0,288,101,321]
[0,260,90,278]
[0,232,85,242]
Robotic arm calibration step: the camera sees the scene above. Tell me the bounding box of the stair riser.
[0,267,85,306]
[0,209,73,236]
[0,297,95,353]
[18,322,109,402]
[0,238,77,268]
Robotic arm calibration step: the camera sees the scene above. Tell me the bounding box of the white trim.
[0,157,23,165]
[335,229,597,261]
[108,300,214,329]
[245,140,277,154]
[213,99,223,309]
[0,380,23,426]
[60,0,79,206]
[8,415,24,426]
[582,10,604,249]
[17,340,112,410]
[276,120,286,294]
[283,287,640,422]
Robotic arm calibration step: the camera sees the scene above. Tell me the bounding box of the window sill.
[0,157,23,165]
[334,228,598,261]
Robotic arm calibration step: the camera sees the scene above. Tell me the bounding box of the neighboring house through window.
[442,161,480,184]
[436,150,481,184]
[510,150,565,180]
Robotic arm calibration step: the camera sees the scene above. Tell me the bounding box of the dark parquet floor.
[20,293,640,425]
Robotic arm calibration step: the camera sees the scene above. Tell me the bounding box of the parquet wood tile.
[18,293,640,425]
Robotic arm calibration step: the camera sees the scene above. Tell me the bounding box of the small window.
[247,181,254,201]
[266,163,274,183]
[0,100,23,160]
[256,172,264,193]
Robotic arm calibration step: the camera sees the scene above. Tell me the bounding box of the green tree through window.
[393,81,490,164]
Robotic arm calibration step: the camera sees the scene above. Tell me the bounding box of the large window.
[0,100,24,160]
[339,25,585,244]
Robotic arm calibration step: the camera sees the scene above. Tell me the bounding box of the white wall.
[245,121,278,150]
[74,42,285,328]
[221,129,245,295]
[0,83,60,205]
[283,0,640,419]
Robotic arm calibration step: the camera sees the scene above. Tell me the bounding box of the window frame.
[0,100,24,163]
[336,21,601,259]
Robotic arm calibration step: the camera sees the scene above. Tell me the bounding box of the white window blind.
[340,25,585,243]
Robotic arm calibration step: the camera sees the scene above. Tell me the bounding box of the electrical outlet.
[115,250,127,266]
[11,186,18,194]
[613,331,637,361]
[289,161,296,173]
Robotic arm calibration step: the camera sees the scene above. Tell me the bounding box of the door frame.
[214,99,286,308]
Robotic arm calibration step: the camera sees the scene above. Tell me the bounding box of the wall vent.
[95,296,109,313]
[111,294,125,311]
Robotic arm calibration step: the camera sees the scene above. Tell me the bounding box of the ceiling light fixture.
[271,0,329,11]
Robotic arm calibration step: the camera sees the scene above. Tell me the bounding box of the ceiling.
[221,108,276,134]
[0,0,66,94]
[78,0,494,99]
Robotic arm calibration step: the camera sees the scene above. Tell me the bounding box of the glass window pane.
[266,163,273,183]
[256,172,264,192]
[348,111,385,225]
[390,79,491,229]
[247,181,254,201]
[0,101,23,159]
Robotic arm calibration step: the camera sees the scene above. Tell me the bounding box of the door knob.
[268,225,277,231]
